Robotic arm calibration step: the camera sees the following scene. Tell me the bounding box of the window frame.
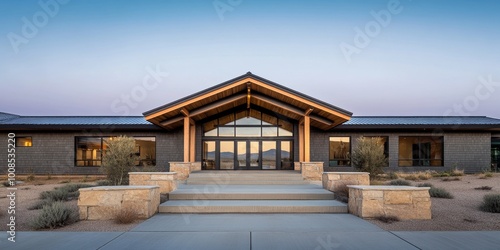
[15,136,33,147]
[328,136,351,167]
[398,136,444,167]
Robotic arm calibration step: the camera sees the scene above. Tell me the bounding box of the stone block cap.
[129,172,177,175]
[80,185,160,191]
[346,185,430,190]
[323,172,369,175]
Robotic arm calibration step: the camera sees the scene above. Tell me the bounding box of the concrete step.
[186,171,306,185]
[169,185,335,200]
[159,200,347,214]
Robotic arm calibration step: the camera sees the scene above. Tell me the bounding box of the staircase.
[159,171,347,214]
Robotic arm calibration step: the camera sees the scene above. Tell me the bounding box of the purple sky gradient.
[1,0,499,117]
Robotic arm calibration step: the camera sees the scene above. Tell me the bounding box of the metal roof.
[0,116,152,125]
[0,112,19,121]
[338,116,500,130]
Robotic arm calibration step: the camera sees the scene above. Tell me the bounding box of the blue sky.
[1,0,499,117]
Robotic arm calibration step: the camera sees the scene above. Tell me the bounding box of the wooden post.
[299,119,304,162]
[189,121,196,162]
[183,116,190,162]
[304,115,310,162]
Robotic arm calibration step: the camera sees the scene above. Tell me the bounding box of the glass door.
[280,141,293,170]
[220,141,235,170]
[249,141,260,169]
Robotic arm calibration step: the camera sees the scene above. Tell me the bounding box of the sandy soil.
[369,174,500,231]
[1,174,499,232]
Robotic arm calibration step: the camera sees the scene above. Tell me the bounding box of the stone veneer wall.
[322,172,370,193]
[311,130,492,173]
[348,185,431,220]
[129,172,177,193]
[0,130,183,174]
[78,185,160,220]
[301,162,324,181]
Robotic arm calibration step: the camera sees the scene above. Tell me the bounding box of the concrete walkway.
[2,214,500,250]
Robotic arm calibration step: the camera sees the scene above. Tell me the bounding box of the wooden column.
[298,119,304,162]
[304,115,310,162]
[189,121,196,162]
[183,116,190,162]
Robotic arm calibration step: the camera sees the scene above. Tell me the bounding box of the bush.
[96,180,112,186]
[429,187,454,199]
[31,201,77,229]
[404,175,419,181]
[389,179,411,186]
[28,199,54,210]
[26,174,36,182]
[40,183,94,201]
[442,177,461,182]
[351,137,388,178]
[416,183,434,188]
[474,186,493,190]
[479,194,500,213]
[375,215,400,224]
[114,208,139,224]
[387,172,398,180]
[449,168,465,176]
[418,174,430,180]
[100,135,138,185]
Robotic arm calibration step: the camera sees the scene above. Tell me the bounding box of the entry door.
[236,141,260,170]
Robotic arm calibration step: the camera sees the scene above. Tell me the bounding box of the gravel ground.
[1,174,499,232]
[0,179,142,232]
[368,174,500,231]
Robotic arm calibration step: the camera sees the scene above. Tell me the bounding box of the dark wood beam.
[190,93,246,117]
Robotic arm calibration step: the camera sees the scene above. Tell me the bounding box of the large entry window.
[202,109,294,170]
[399,136,443,166]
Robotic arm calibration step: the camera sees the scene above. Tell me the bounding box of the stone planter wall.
[190,162,202,172]
[322,172,370,192]
[129,172,177,193]
[294,162,301,171]
[169,162,191,180]
[348,185,431,220]
[301,162,324,181]
[78,186,160,220]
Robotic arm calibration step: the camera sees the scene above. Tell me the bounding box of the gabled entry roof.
[143,72,353,130]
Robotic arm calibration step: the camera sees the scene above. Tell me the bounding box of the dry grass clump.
[474,186,493,190]
[393,171,433,181]
[30,201,78,229]
[114,208,139,224]
[429,187,454,199]
[389,179,411,186]
[479,194,500,213]
[375,215,400,224]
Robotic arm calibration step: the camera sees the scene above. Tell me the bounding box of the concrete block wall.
[0,130,183,174]
[311,130,492,173]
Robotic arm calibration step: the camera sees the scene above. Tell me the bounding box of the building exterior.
[2,72,500,174]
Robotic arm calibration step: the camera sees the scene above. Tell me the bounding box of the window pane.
[236,127,261,137]
[398,136,443,166]
[76,137,102,166]
[203,141,216,170]
[16,137,32,147]
[279,119,293,136]
[237,141,247,168]
[220,141,234,170]
[235,110,261,125]
[262,141,276,169]
[281,141,293,170]
[329,137,350,166]
[262,127,277,137]
[134,137,156,166]
[219,127,235,137]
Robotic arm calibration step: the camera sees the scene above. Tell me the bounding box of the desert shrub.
[416,183,434,188]
[2,181,13,187]
[100,135,138,185]
[480,172,494,179]
[26,174,36,182]
[404,175,419,181]
[351,137,388,178]
[479,194,500,213]
[31,201,77,229]
[474,186,493,190]
[389,179,411,186]
[114,208,139,224]
[442,177,461,182]
[387,172,399,180]
[96,180,112,186]
[28,199,54,210]
[40,184,93,202]
[375,215,400,224]
[449,168,465,176]
[418,174,430,180]
[429,187,454,199]
[432,172,450,177]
